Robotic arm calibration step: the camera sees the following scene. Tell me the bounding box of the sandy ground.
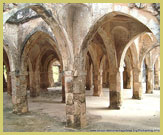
[3,86,160,132]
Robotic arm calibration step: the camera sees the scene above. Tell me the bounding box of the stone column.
[146,67,154,94]
[58,66,62,83]
[73,71,87,128]
[40,71,49,89]
[30,71,40,97]
[86,66,92,90]
[65,71,74,127]
[109,68,123,109]
[3,73,7,92]
[154,69,160,90]
[65,70,87,128]
[132,68,143,99]
[102,70,109,88]
[62,71,65,103]
[26,73,30,90]
[10,71,28,114]
[7,72,12,96]
[126,70,133,89]
[48,69,54,87]
[93,70,103,96]
[106,71,110,88]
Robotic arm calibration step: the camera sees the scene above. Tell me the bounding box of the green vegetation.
[52,66,59,82]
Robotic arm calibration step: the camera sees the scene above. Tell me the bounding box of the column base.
[30,93,39,97]
[154,87,160,90]
[7,92,12,96]
[30,88,40,97]
[126,85,131,89]
[146,91,153,94]
[13,104,28,114]
[108,105,121,110]
[86,85,91,90]
[66,114,87,129]
[133,84,142,100]
[109,91,122,109]
[93,92,101,96]
[62,98,65,103]
[132,95,142,100]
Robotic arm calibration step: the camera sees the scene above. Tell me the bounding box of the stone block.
[74,93,85,103]
[66,93,73,105]
[66,105,74,115]
[65,80,73,93]
[66,115,74,127]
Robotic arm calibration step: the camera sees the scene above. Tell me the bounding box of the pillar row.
[132,68,143,99]
[10,71,28,114]
[146,67,154,94]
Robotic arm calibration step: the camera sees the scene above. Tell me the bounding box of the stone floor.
[3,87,160,132]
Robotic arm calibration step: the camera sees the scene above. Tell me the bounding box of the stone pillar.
[65,71,74,127]
[7,72,12,96]
[109,68,123,109]
[3,73,7,92]
[10,71,28,114]
[40,71,49,89]
[48,69,54,87]
[132,68,143,99]
[62,71,65,103]
[65,70,87,128]
[26,73,30,90]
[30,71,40,97]
[106,72,110,88]
[123,68,127,88]
[146,67,154,94]
[73,71,87,128]
[126,70,133,89]
[154,69,160,90]
[103,70,109,88]
[93,70,103,96]
[86,66,92,90]
[58,66,62,83]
